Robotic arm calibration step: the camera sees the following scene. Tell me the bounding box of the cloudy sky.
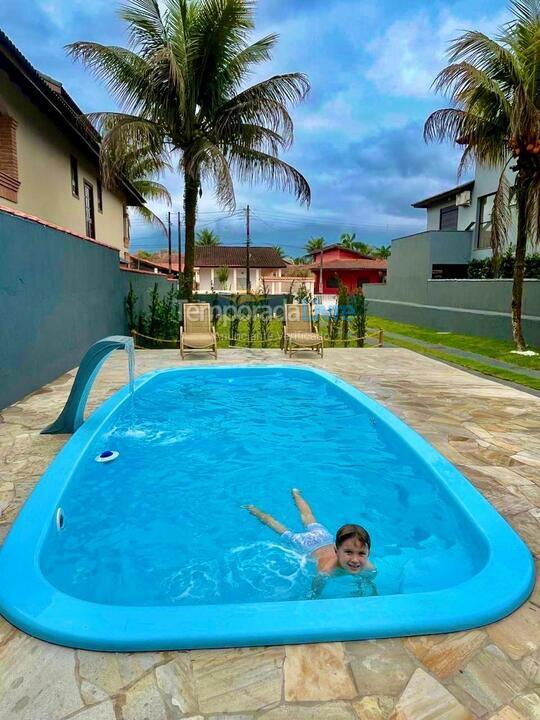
[0,0,508,256]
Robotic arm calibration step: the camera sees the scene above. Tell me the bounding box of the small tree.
[351,290,367,347]
[197,229,221,247]
[125,282,137,331]
[216,266,230,290]
[148,283,162,339]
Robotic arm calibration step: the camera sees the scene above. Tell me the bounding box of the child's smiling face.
[336,537,370,574]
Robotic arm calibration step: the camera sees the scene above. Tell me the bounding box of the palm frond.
[133,205,168,235]
[445,31,521,89]
[66,42,155,114]
[491,162,514,267]
[191,140,236,209]
[132,179,173,205]
[228,146,310,206]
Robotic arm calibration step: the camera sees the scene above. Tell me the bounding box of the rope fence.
[132,328,384,349]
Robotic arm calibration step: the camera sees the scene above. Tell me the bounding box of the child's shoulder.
[317,556,338,575]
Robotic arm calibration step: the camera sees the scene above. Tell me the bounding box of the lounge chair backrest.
[183,302,212,334]
[284,304,313,332]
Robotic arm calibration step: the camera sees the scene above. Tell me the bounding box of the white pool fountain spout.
[41,336,135,435]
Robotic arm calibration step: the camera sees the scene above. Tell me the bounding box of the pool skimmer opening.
[95,450,119,463]
[55,508,65,531]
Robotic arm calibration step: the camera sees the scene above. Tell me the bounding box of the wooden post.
[167,211,172,275]
[246,205,251,292]
[378,329,384,347]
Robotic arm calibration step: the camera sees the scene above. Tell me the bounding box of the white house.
[129,246,316,294]
[411,163,520,263]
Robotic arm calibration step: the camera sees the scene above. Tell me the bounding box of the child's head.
[335,524,371,574]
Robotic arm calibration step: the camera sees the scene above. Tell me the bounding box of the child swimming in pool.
[243,488,374,576]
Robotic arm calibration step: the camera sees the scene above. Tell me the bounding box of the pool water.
[40,367,482,607]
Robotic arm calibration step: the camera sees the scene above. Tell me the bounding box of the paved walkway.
[384,331,540,379]
[0,348,539,720]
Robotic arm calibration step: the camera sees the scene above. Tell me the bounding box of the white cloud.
[366,8,510,99]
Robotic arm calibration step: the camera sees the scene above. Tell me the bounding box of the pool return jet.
[41,335,135,435]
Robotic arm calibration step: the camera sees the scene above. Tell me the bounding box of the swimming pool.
[0,366,534,650]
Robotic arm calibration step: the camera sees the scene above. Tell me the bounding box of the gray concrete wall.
[121,270,174,320]
[0,210,172,409]
[365,278,540,345]
[364,229,540,344]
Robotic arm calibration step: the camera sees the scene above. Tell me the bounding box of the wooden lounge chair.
[283,303,323,358]
[180,302,218,359]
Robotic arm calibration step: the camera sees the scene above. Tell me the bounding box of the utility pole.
[177,211,181,282]
[167,211,172,275]
[319,246,323,295]
[246,204,251,292]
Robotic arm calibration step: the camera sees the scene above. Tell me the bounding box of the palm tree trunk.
[183,175,198,301]
[511,186,528,350]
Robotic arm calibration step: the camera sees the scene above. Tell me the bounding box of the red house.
[307,245,387,294]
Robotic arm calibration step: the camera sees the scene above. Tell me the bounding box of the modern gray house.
[363,163,539,343]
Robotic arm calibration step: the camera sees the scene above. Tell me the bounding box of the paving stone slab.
[154,655,198,714]
[489,707,528,720]
[68,701,117,720]
[511,693,540,720]
[0,632,83,720]
[119,672,168,720]
[352,696,395,719]
[190,647,283,713]
[453,644,528,713]
[404,631,487,679]
[259,702,358,719]
[487,603,540,660]
[520,649,540,685]
[347,639,416,696]
[390,668,473,720]
[284,643,356,702]
[77,650,170,697]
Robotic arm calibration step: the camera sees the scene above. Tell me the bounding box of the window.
[356,279,364,289]
[326,276,339,288]
[83,181,95,238]
[97,178,103,213]
[477,193,495,249]
[70,155,79,197]
[432,264,468,279]
[439,205,458,230]
[0,114,20,203]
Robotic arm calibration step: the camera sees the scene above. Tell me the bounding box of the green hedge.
[467,251,540,279]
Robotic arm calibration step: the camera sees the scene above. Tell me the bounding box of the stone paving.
[0,348,539,720]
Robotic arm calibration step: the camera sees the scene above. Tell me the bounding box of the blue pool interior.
[39,366,489,608]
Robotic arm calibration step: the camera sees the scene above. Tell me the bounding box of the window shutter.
[0,115,20,202]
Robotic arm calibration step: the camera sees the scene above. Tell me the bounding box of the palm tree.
[305,236,325,254]
[272,245,285,257]
[374,244,391,259]
[100,134,172,235]
[424,0,540,349]
[339,232,374,255]
[339,232,357,249]
[196,229,220,246]
[68,0,310,300]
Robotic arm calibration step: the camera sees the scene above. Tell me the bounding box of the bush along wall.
[125,285,370,348]
[126,282,182,347]
[467,252,540,279]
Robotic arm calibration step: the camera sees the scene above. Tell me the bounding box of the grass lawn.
[213,317,379,349]
[367,316,540,392]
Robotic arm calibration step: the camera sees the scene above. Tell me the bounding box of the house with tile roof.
[306,244,387,294]
[129,246,314,294]
[0,28,143,258]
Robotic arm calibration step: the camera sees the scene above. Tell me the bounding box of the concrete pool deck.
[0,348,538,720]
